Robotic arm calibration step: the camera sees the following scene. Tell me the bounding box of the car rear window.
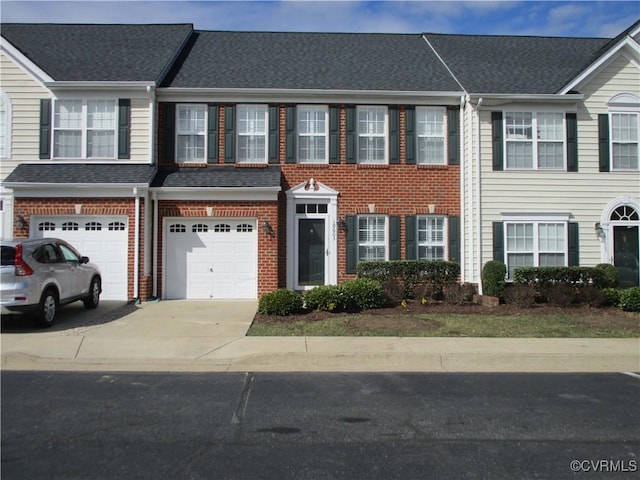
[1,246,16,266]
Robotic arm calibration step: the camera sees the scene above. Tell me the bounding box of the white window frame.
[416,107,446,165]
[610,111,639,171]
[357,215,388,261]
[297,105,328,164]
[52,99,118,159]
[175,104,207,164]
[357,106,388,165]
[417,215,447,260]
[503,110,566,170]
[504,220,568,279]
[0,91,11,159]
[237,104,268,164]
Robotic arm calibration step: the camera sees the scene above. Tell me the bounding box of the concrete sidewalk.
[1,300,639,373]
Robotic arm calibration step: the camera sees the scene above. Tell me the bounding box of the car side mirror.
[80,256,90,264]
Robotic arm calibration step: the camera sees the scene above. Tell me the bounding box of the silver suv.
[1,238,101,327]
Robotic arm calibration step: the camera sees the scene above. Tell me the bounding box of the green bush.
[503,284,536,308]
[341,278,385,311]
[593,263,619,289]
[619,287,640,312]
[304,285,346,312]
[513,266,600,286]
[258,289,303,316]
[601,288,621,307]
[481,260,506,299]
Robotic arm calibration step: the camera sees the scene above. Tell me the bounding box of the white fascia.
[151,187,281,202]
[47,82,157,98]
[158,88,464,105]
[500,212,573,222]
[8,184,149,198]
[559,34,640,94]
[468,94,583,108]
[1,37,54,84]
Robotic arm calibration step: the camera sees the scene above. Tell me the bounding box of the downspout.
[475,98,483,294]
[133,187,140,302]
[152,190,159,299]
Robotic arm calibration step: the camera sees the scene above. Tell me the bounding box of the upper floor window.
[611,112,639,170]
[416,107,446,165]
[53,100,116,158]
[0,92,10,159]
[505,111,565,170]
[237,104,268,163]
[357,106,387,164]
[297,106,328,163]
[417,215,446,260]
[176,104,206,163]
[358,215,387,261]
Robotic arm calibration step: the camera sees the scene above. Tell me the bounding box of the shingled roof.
[3,164,157,185]
[165,31,461,91]
[423,33,610,94]
[151,166,282,189]
[1,23,193,83]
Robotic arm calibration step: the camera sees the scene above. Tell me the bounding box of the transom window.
[297,106,328,163]
[214,224,231,232]
[611,205,639,222]
[610,112,639,170]
[357,106,387,164]
[237,224,253,232]
[295,203,328,214]
[505,111,564,169]
[417,216,446,260]
[85,222,102,231]
[39,222,56,231]
[53,100,117,158]
[416,107,446,165]
[108,222,126,231]
[192,224,208,233]
[169,224,186,233]
[62,222,79,231]
[505,222,566,278]
[176,104,206,163]
[237,105,268,163]
[358,215,387,261]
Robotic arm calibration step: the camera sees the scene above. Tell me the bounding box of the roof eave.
[151,186,281,201]
[44,81,157,91]
[468,93,584,108]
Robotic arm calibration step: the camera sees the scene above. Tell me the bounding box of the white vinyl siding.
[505,111,564,170]
[358,215,387,261]
[297,105,328,163]
[237,105,268,164]
[357,106,387,164]
[417,215,446,260]
[0,92,9,159]
[610,112,639,170]
[176,104,206,163]
[416,107,446,165]
[505,221,567,278]
[53,99,116,159]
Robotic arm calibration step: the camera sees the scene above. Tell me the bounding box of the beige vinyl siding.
[0,51,49,179]
[129,97,151,162]
[479,53,640,272]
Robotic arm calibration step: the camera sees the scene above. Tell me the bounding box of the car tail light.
[15,244,34,276]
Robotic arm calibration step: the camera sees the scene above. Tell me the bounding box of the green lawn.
[248,312,640,338]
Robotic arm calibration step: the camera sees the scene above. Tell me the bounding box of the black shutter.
[389,216,400,260]
[117,99,130,159]
[566,113,577,172]
[346,107,356,164]
[224,105,235,163]
[568,222,579,266]
[598,114,610,172]
[207,105,218,163]
[39,99,51,159]
[492,111,503,171]
[448,216,460,264]
[285,106,296,164]
[492,222,504,262]
[346,215,357,274]
[447,106,459,165]
[268,105,279,164]
[163,103,175,163]
[405,215,417,260]
[389,106,399,164]
[329,106,340,164]
[405,107,415,165]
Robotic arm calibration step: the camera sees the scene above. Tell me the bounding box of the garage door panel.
[165,219,257,300]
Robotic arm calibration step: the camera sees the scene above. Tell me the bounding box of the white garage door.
[165,219,257,300]
[31,216,128,300]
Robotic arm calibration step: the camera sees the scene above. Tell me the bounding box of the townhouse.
[0,21,638,303]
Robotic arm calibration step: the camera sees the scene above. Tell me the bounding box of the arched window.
[610,205,639,222]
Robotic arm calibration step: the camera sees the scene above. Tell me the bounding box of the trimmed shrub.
[503,284,536,308]
[619,287,640,312]
[514,266,602,287]
[601,288,621,307]
[543,283,578,307]
[593,263,619,289]
[258,289,303,316]
[304,285,346,312]
[443,283,475,305]
[481,260,506,299]
[341,278,385,311]
[578,286,608,308]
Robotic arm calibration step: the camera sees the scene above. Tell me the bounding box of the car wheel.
[37,289,58,328]
[83,277,101,309]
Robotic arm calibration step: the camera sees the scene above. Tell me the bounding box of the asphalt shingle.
[151,166,282,189]
[4,164,157,185]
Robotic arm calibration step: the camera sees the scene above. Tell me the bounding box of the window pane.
[359,246,386,261]
[538,142,563,169]
[299,136,326,163]
[358,216,386,261]
[539,253,565,266]
[538,223,564,251]
[238,135,266,163]
[418,246,445,261]
[359,137,385,163]
[506,142,533,169]
[506,113,532,139]
[87,100,116,129]
[537,113,563,141]
[177,105,206,134]
[612,143,639,170]
[177,135,205,162]
[418,138,445,165]
[507,253,534,278]
[87,130,115,157]
[55,101,82,128]
[507,223,533,251]
[238,106,266,134]
[54,131,81,157]
[612,113,638,142]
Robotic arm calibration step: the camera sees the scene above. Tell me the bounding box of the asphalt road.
[2,372,638,479]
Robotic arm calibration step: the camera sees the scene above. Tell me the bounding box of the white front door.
[164,219,257,299]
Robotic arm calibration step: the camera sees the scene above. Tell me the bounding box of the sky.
[1,0,639,38]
